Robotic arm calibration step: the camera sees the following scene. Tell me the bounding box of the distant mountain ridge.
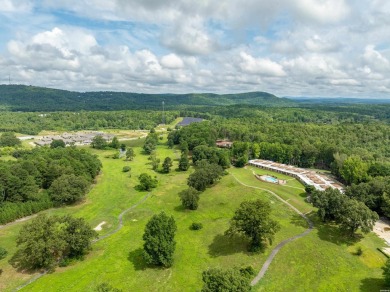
[0,85,295,111]
[287,96,390,104]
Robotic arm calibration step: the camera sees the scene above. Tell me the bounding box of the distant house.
[216,140,233,148]
[177,117,204,127]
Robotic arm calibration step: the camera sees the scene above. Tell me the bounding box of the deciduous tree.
[187,161,223,192]
[50,139,66,148]
[91,135,107,150]
[12,214,97,270]
[125,147,135,161]
[0,247,7,260]
[162,157,173,173]
[312,188,378,235]
[138,173,157,191]
[49,174,89,205]
[0,132,21,147]
[178,154,190,171]
[109,136,120,149]
[179,187,200,210]
[338,199,378,235]
[311,189,347,222]
[143,212,176,267]
[340,155,369,185]
[143,132,158,154]
[201,266,255,292]
[225,199,280,251]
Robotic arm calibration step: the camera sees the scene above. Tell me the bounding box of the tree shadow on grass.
[290,213,310,229]
[134,185,151,192]
[208,233,252,257]
[307,213,363,246]
[8,250,49,274]
[173,204,187,212]
[299,192,308,198]
[360,278,385,292]
[127,248,148,271]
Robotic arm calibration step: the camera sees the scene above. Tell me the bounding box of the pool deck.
[249,159,344,192]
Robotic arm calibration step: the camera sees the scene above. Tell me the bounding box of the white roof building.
[248,159,344,192]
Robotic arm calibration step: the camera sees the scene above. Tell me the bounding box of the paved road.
[229,171,314,286]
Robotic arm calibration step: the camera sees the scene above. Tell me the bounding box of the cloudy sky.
[0,0,389,98]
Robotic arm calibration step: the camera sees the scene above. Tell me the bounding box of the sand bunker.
[94,221,106,231]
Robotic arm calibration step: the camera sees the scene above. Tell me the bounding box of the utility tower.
[162,101,165,125]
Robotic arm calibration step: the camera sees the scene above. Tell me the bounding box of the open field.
[230,167,387,291]
[0,142,388,291]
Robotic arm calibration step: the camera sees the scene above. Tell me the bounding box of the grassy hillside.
[0,85,295,111]
[0,141,387,291]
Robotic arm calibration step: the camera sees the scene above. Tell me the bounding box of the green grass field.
[0,142,388,291]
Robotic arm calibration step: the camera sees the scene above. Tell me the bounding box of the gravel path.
[0,214,38,230]
[229,171,314,286]
[14,193,151,291]
[93,192,151,242]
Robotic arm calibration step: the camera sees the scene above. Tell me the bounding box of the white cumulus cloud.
[239,52,286,77]
[0,1,389,97]
[292,0,350,23]
[161,54,184,69]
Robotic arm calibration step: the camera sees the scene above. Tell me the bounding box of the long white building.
[249,159,344,192]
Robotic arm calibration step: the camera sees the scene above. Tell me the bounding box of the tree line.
[167,116,389,186]
[0,147,101,224]
[0,85,292,112]
[0,110,177,135]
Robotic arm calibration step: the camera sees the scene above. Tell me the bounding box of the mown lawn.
[230,167,387,292]
[0,144,387,291]
[0,143,305,291]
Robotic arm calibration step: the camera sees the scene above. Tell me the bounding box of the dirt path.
[14,193,151,291]
[0,214,38,230]
[280,184,305,191]
[229,171,314,286]
[93,192,151,243]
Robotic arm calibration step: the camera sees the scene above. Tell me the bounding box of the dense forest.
[1,88,389,225]
[0,85,294,111]
[0,110,178,135]
[167,110,390,220]
[0,147,101,224]
[0,103,389,136]
[169,114,390,168]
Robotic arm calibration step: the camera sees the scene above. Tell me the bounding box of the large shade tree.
[311,188,378,235]
[12,214,97,270]
[138,173,158,191]
[143,212,177,267]
[225,199,280,251]
[48,174,89,205]
[179,187,201,210]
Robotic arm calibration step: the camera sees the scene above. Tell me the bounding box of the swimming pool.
[262,175,279,183]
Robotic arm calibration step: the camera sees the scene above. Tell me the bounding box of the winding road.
[14,193,151,291]
[229,171,314,286]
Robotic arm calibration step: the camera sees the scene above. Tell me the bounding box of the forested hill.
[288,97,390,104]
[0,85,295,111]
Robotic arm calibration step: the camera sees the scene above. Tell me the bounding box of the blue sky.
[0,0,389,98]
